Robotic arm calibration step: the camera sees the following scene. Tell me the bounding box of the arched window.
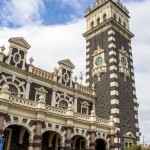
[9,84,18,95]
[123,22,126,28]
[103,14,107,22]
[119,18,122,24]
[114,14,116,20]
[97,18,100,25]
[91,21,94,29]
[59,100,68,109]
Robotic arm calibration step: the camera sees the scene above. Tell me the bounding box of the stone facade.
[0,0,140,150]
[83,0,140,149]
[0,36,114,150]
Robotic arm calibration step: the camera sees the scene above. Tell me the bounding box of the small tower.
[83,0,139,149]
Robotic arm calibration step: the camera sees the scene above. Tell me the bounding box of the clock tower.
[83,0,140,149]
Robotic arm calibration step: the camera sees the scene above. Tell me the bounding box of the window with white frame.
[81,101,90,115]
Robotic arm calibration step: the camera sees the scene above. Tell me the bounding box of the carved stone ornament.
[92,45,105,57]
[119,66,130,81]
[92,45,106,81]
[119,46,129,57]
[92,65,107,81]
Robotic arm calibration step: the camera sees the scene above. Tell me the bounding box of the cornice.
[83,18,134,40]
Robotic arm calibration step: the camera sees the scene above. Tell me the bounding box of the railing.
[32,67,53,80]
[75,83,95,96]
[96,117,109,126]
[45,105,67,115]
[8,96,109,126]
[9,96,37,108]
[74,113,90,121]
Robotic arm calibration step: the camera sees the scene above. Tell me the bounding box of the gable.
[58,59,75,69]
[8,37,31,49]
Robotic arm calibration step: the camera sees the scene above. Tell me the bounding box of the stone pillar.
[109,115,115,150]
[89,131,96,150]
[0,113,5,138]
[110,134,115,150]
[33,121,42,150]
[28,140,34,150]
[55,134,58,150]
[25,77,32,99]
[51,87,56,107]
[65,126,73,150]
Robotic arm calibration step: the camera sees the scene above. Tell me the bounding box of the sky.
[0,0,150,144]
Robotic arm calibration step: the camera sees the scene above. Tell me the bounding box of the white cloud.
[0,0,150,144]
[0,0,44,26]
[126,0,150,143]
[59,0,82,10]
[0,19,86,77]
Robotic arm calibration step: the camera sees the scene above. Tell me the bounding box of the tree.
[125,144,142,150]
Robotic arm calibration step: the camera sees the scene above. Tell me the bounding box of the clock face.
[95,57,103,66]
[121,57,127,66]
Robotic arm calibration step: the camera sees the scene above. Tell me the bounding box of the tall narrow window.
[114,14,116,20]
[119,18,122,24]
[123,22,126,28]
[103,14,107,22]
[97,18,100,25]
[91,21,94,29]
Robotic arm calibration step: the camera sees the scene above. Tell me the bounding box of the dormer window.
[91,21,94,29]
[103,14,107,22]
[97,18,100,25]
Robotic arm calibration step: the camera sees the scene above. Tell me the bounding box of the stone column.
[109,116,115,150]
[110,134,115,150]
[89,131,96,150]
[65,126,73,150]
[33,121,42,150]
[51,87,57,107]
[0,113,5,138]
[28,140,34,150]
[25,77,32,99]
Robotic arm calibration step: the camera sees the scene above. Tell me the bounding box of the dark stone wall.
[86,27,139,147]
[86,28,112,119]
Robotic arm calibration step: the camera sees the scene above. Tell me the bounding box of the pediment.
[124,132,135,138]
[35,87,47,93]
[58,59,75,69]
[92,45,105,56]
[8,37,31,49]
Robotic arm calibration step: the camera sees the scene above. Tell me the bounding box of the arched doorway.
[3,125,30,150]
[42,131,62,150]
[72,135,87,150]
[95,139,106,150]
